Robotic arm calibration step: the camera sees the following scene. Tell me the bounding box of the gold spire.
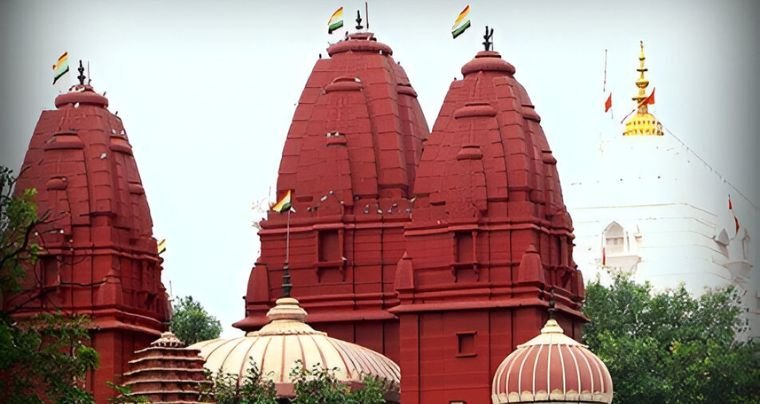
[623,40,663,136]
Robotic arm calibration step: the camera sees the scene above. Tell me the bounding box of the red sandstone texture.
[392,50,586,404]
[237,34,587,403]
[8,84,170,402]
[234,32,429,364]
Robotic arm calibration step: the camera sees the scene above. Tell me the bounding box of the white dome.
[189,297,400,399]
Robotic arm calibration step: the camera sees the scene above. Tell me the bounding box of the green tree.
[289,361,384,404]
[170,295,222,345]
[583,274,760,404]
[203,358,386,403]
[0,166,99,403]
[202,361,277,404]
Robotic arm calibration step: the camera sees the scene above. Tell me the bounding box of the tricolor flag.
[604,92,613,113]
[157,239,167,255]
[52,52,70,85]
[451,5,471,39]
[272,190,294,213]
[729,195,740,235]
[328,7,344,34]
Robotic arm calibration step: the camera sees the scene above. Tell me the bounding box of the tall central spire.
[633,41,650,112]
[623,40,663,136]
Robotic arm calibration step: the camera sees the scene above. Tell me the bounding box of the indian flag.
[451,5,471,39]
[52,51,70,84]
[272,190,293,213]
[328,7,344,34]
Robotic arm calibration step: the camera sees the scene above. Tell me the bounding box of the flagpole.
[602,48,608,94]
[282,208,292,297]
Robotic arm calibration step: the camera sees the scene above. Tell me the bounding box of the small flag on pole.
[328,7,344,34]
[451,5,471,39]
[604,93,613,113]
[729,195,740,235]
[636,87,655,107]
[644,87,655,105]
[157,239,167,255]
[52,52,70,85]
[272,190,294,213]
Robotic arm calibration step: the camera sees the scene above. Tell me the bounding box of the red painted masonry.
[8,84,170,403]
[234,32,429,364]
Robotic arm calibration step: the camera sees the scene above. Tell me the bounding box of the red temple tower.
[233,29,429,363]
[7,68,170,402]
[391,45,587,403]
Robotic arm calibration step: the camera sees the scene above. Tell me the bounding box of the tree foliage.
[107,382,150,404]
[583,274,760,404]
[203,361,277,404]
[203,358,386,404]
[0,166,99,403]
[170,295,222,345]
[0,166,40,303]
[289,361,385,404]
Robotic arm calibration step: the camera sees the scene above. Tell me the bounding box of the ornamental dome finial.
[623,40,663,136]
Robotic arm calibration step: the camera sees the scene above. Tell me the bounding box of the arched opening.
[604,222,625,255]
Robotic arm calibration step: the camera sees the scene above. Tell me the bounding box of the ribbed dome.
[190,298,400,400]
[491,319,613,403]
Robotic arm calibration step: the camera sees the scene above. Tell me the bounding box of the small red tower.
[234,29,429,363]
[7,67,170,402]
[392,43,587,403]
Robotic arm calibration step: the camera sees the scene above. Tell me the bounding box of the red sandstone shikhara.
[9,28,612,404]
[9,83,170,402]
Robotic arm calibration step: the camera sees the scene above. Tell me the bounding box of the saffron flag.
[729,195,740,234]
[451,5,471,39]
[604,93,613,113]
[328,7,344,34]
[272,190,293,213]
[157,239,167,255]
[52,52,70,85]
[639,87,655,106]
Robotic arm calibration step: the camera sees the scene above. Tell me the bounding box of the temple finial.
[633,40,650,109]
[77,60,86,86]
[482,26,494,51]
[355,10,364,31]
[623,40,662,136]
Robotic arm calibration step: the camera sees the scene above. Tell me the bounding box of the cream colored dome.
[491,319,613,404]
[189,297,400,399]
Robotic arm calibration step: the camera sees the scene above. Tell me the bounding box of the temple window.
[456,331,477,357]
[455,231,474,263]
[318,229,340,263]
[604,222,625,254]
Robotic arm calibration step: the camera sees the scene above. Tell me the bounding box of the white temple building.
[564,42,758,338]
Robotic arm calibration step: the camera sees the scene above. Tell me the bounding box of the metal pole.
[282,209,292,297]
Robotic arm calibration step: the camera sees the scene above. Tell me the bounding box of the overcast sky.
[1,0,758,337]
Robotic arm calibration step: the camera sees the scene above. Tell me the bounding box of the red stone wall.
[235,33,429,364]
[7,87,169,402]
[393,51,586,403]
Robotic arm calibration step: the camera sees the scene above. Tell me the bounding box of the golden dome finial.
[623,40,663,136]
